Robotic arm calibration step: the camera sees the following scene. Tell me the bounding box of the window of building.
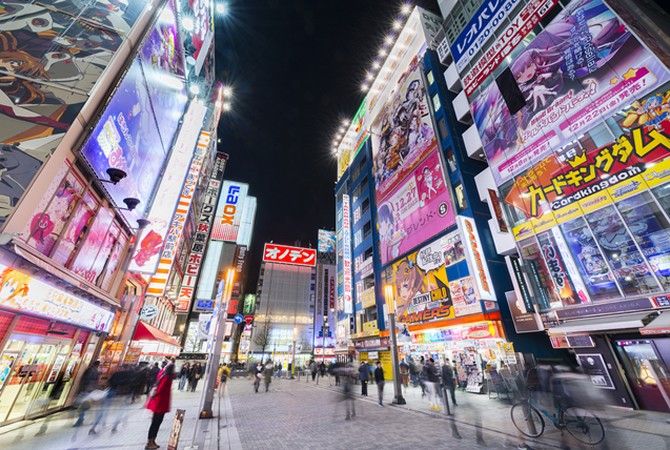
[363,221,372,240]
[432,93,441,111]
[364,247,373,261]
[361,198,370,214]
[438,117,449,141]
[427,70,435,85]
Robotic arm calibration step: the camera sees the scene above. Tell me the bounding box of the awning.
[133,320,181,347]
[547,311,656,335]
[640,312,670,336]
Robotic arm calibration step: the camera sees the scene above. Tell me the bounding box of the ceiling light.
[341,119,350,126]
[393,20,402,31]
[385,35,394,46]
[372,61,381,70]
[378,48,388,57]
[361,83,369,92]
[366,72,374,81]
[223,102,232,111]
[223,86,233,97]
[401,4,411,15]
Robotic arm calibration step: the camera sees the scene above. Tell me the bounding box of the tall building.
[0,0,224,425]
[251,243,317,367]
[435,0,670,411]
[334,5,555,392]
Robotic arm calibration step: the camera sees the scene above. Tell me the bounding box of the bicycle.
[510,393,605,445]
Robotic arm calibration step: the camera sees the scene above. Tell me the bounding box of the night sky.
[215,1,439,292]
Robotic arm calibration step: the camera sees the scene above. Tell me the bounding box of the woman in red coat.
[145,358,175,449]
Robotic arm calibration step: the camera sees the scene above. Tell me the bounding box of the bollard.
[441,385,451,415]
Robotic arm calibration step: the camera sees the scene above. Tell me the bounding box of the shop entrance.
[0,333,77,423]
[614,338,670,412]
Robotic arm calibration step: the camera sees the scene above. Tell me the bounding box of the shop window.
[51,190,99,268]
[585,206,661,296]
[518,238,562,310]
[615,191,670,290]
[426,70,435,85]
[535,231,588,306]
[560,217,622,301]
[432,93,441,112]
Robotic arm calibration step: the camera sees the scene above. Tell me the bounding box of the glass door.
[614,339,670,412]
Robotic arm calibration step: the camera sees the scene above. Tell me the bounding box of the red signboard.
[262,243,316,267]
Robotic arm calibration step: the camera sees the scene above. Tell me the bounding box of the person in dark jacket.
[374,361,385,407]
[73,360,100,427]
[145,362,160,395]
[441,361,457,406]
[145,358,176,449]
[178,362,190,391]
[188,362,203,392]
[358,361,369,396]
[423,358,441,411]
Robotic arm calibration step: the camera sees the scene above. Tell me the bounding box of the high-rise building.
[435,0,670,411]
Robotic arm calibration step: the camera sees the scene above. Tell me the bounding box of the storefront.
[131,320,181,362]
[0,254,115,425]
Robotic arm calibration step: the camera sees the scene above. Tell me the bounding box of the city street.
[0,377,668,450]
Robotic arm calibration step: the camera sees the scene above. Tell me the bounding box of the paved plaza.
[0,377,668,449]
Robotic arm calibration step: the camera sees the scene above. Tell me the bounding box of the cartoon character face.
[516,62,538,84]
[0,268,30,306]
[395,260,423,306]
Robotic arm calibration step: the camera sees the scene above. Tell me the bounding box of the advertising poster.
[441,231,465,266]
[371,56,438,203]
[505,291,542,333]
[181,0,214,75]
[388,239,453,326]
[80,58,166,220]
[318,229,336,253]
[211,181,249,242]
[0,1,149,225]
[378,150,456,266]
[576,353,615,389]
[471,0,670,186]
[449,277,483,317]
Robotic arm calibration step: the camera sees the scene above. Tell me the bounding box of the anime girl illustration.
[0,267,30,309]
[394,259,425,315]
[378,203,405,262]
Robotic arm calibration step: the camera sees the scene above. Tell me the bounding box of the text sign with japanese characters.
[262,243,316,267]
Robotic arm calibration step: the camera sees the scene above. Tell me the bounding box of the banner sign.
[449,276,483,317]
[378,150,456,266]
[471,0,670,186]
[262,243,316,267]
[342,195,353,314]
[505,290,542,333]
[462,0,559,96]
[211,181,248,242]
[458,217,496,301]
[387,239,453,325]
[318,229,336,253]
[147,130,210,295]
[176,153,228,312]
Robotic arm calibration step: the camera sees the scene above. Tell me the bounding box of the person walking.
[263,361,273,392]
[73,360,101,427]
[145,358,176,449]
[253,362,263,393]
[400,359,410,388]
[218,363,231,394]
[441,361,458,406]
[189,362,203,392]
[310,360,317,382]
[374,361,385,407]
[145,362,160,395]
[358,361,369,396]
[178,362,190,391]
[340,364,356,420]
[423,358,441,411]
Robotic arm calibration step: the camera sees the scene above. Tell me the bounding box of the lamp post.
[384,284,406,405]
[200,268,235,419]
[291,326,297,379]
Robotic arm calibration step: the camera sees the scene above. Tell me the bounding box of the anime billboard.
[371,56,438,203]
[387,239,453,326]
[0,1,147,225]
[471,0,670,186]
[377,150,456,266]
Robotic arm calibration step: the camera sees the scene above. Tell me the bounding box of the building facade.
[435,0,670,411]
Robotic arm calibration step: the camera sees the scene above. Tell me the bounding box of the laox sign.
[221,185,240,225]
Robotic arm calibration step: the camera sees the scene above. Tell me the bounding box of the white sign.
[341,195,353,314]
[211,181,249,242]
[457,216,496,301]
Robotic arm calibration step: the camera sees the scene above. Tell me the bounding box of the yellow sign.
[578,190,614,214]
[552,203,583,225]
[337,147,351,180]
[643,157,670,188]
[607,174,648,202]
[530,211,557,233]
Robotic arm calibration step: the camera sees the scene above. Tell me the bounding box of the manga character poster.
[471,0,670,186]
[387,239,453,326]
[377,150,455,266]
[449,277,483,317]
[0,1,148,225]
[371,55,438,203]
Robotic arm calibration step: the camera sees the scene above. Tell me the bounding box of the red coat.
[146,366,173,414]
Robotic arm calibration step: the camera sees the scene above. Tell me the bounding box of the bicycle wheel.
[563,406,605,445]
[510,402,545,438]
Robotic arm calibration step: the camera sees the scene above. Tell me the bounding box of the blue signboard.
[233,313,244,324]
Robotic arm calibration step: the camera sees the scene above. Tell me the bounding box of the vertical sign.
[211,181,249,242]
[342,195,353,314]
[458,216,496,301]
[176,153,228,313]
[147,130,210,296]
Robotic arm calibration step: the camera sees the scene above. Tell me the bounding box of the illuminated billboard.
[318,229,336,253]
[211,181,249,242]
[263,243,316,267]
[129,103,208,274]
[458,217,496,301]
[371,55,438,203]
[377,150,456,266]
[471,0,670,186]
[386,239,453,326]
[0,261,114,332]
[341,195,353,314]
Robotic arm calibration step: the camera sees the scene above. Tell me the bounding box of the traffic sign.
[233,314,244,324]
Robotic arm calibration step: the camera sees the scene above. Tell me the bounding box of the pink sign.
[378,150,455,266]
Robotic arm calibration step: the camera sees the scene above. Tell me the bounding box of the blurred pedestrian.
[423,358,441,411]
[145,362,160,395]
[253,362,263,393]
[73,360,101,427]
[145,358,175,449]
[358,361,369,396]
[400,359,409,388]
[188,362,203,392]
[263,361,273,392]
[340,364,356,420]
[178,362,190,391]
[218,363,231,394]
[409,357,418,387]
[310,360,317,381]
[441,360,457,406]
[374,361,385,407]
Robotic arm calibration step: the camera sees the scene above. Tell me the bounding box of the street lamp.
[384,284,406,405]
[291,326,297,379]
[200,268,235,419]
